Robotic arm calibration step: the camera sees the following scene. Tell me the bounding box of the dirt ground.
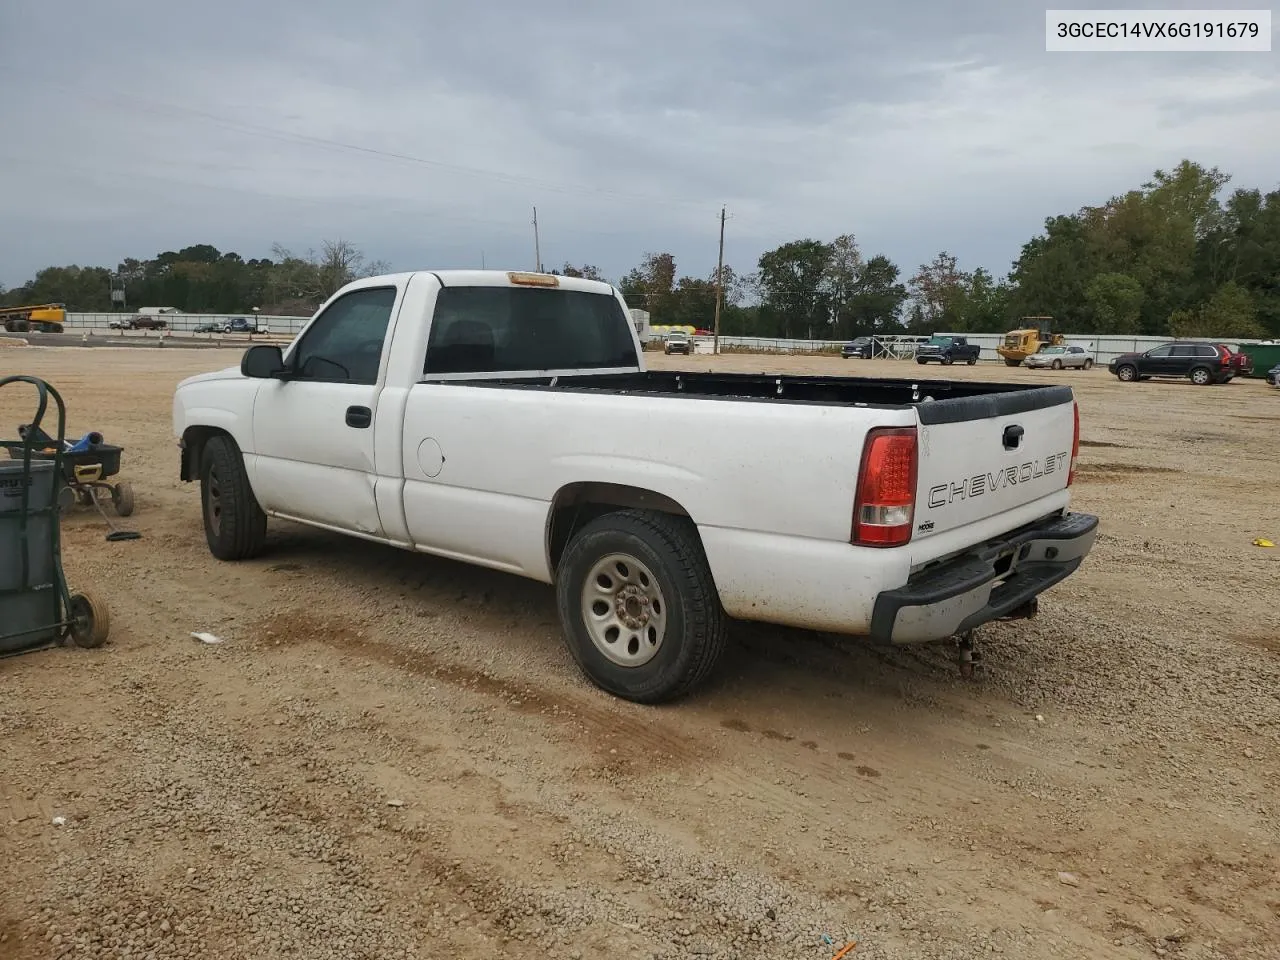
[1,345,1277,960]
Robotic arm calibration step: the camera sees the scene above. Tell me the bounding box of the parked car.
[223,318,263,334]
[128,315,169,330]
[1216,344,1253,379]
[1108,342,1233,385]
[915,335,981,366]
[663,331,694,355]
[1266,363,1280,386]
[173,269,1097,704]
[841,337,873,359]
[1025,345,1094,370]
[193,321,222,333]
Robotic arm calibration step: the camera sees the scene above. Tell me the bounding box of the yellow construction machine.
[996,318,1063,366]
[0,303,66,333]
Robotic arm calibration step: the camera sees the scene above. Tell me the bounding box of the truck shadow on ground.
[250,522,1043,726]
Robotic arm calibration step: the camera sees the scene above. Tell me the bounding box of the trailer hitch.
[955,631,983,679]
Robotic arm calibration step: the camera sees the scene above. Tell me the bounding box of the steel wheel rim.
[581,552,668,667]
[206,467,222,536]
[1119,366,1134,381]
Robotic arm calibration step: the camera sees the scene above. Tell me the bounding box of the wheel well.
[546,482,693,573]
[180,426,233,481]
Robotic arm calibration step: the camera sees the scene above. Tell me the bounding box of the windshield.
[1040,346,1065,354]
[927,336,950,345]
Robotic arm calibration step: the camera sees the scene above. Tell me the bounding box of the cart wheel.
[57,486,77,513]
[112,481,135,517]
[67,591,110,648]
[75,487,94,506]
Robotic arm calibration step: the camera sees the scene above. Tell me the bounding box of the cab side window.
[291,287,397,385]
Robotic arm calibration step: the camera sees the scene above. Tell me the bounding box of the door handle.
[345,405,372,428]
[1002,424,1024,450]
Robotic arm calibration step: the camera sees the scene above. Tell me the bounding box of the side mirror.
[241,344,286,378]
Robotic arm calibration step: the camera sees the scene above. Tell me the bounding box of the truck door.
[249,284,403,536]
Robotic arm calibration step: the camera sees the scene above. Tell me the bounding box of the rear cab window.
[423,286,638,375]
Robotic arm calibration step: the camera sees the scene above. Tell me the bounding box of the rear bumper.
[869,511,1098,644]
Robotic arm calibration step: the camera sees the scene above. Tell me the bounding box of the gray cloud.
[1,0,1277,289]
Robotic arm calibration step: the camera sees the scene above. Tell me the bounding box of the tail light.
[852,427,918,547]
[1218,345,1232,367]
[1067,401,1080,487]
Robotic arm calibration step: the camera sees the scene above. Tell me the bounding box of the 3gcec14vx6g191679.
[173,270,1098,703]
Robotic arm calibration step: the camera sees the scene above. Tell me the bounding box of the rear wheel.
[1116,364,1137,382]
[556,509,728,704]
[200,435,268,560]
[67,591,110,648]
[1004,358,1021,367]
[966,358,977,365]
[1189,366,1212,386]
[1083,358,1094,370]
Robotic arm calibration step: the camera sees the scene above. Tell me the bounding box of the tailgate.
[912,386,1076,540]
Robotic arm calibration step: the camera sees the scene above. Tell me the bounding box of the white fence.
[931,333,1272,366]
[63,312,311,334]
[56,313,1271,364]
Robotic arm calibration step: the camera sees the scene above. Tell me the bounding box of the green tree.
[1083,273,1144,334]
[908,252,969,329]
[1169,281,1264,339]
[756,239,831,338]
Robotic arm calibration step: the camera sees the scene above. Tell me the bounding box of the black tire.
[112,481,135,517]
[556,509,728,704]
[1116,364,1137,382]
[1051,359,1062,370]
[966,358,977,365]
[1189,366,1212,386]
[200,435,267,560]
[1083,358,1094,370]
[916,357,927,365]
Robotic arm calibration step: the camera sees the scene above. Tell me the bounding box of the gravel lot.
[2,346,1277,960]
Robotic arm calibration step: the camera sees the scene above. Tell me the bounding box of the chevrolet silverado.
[172,270,1098,703]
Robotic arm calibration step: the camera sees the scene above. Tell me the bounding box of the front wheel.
[916,357,927,365]
[1051,359,1062,370]
[1116,364,1137,382]
[556,509,728,704]
[1189,366,1212,386]
[112,481,135,517]
[200,435,268,560]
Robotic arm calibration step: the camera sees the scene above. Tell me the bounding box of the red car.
[1217,344,1253,380]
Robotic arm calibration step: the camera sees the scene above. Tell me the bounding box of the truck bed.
[438,371,1074,423]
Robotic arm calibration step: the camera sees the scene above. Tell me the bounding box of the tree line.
[4,160,1277,339]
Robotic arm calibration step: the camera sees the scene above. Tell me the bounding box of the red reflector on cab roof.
[507,272,559,287]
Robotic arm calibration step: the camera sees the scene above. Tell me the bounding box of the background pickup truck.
[173,270,1098,703]
[915,335,981,365]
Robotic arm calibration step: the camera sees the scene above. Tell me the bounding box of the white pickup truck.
[172,270,1098,703]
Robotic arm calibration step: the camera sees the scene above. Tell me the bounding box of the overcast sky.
[1,0,1277,290]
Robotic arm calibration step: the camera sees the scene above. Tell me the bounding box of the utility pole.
[481,250,486,269]
[713,205,726,355]
[532,206,542,272]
